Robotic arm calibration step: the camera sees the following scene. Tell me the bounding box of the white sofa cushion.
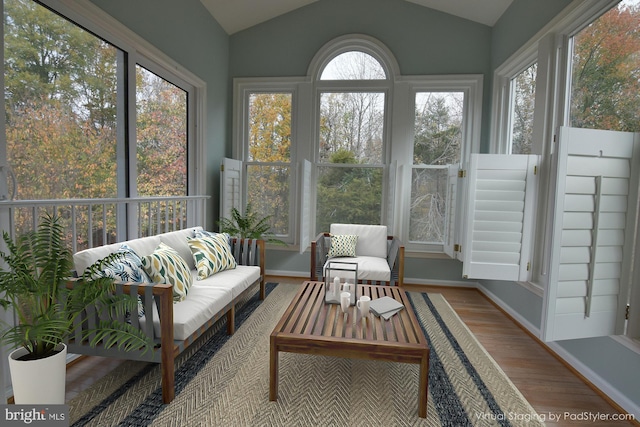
[73,227,202,274]
[171,285,233,341]
[330,224,387,259]
[191,265,260,299]
[158,227,202,270]
[141,265,260,340]
[324,256,391,282]
[73,235,161,275]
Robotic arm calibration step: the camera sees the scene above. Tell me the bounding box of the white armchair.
[310,223,405,286]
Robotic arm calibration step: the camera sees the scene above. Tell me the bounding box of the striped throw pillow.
[188,233,237,280]
[142,242,192,302]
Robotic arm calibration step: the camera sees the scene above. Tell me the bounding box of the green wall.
[491,0,572,68]
[90,0,230,230]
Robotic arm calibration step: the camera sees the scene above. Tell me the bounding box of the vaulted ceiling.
[200,0,514,34]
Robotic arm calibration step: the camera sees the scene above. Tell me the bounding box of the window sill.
[516,280,544,297]
[611,335,640,354]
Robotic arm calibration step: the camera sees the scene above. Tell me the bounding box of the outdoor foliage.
[4,0,187,246]
[570,2,640,132]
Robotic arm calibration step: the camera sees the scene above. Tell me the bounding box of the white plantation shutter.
[461,154,538,281]
[542,127,640,341]
[220,158,243,222]
[443,164,460,259]
[299,159,312,254]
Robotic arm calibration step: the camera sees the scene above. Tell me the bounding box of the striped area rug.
[69,283,543,427]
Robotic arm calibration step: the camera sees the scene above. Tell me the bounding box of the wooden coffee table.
[269,281,430,418]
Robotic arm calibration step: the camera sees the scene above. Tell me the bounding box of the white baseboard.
[475,283,541,337]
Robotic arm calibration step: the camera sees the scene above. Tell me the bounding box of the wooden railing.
[0,195,209,253]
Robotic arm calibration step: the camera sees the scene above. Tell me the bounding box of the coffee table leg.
[269,335,278,401]
[418,349,429,418]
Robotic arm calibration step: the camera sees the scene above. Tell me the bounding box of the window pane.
[570,0,640,132]
[247,165,290,236]
[319,92,384,164]
[248,93,291,162]
[315,165,382,234]
[511,63,537,154]
[246,92,292,238]
[320,51,386,80]
[4,0,120,200]
[409,167,448,243]
[413,92,463,165]
[136,66,187,196]
[411,91,463,245]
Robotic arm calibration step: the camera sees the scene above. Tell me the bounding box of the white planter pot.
[8,343,67,404]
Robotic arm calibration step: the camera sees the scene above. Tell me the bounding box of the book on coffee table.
[370,296,404,320]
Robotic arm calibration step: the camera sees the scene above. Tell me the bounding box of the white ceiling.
[200,0,514,35]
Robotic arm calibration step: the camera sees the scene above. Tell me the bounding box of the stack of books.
[369,296,404,320]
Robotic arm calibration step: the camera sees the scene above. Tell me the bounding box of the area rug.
[68,282,543,427]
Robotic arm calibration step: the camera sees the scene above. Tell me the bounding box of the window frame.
[20,0,207,199]
[232,78,306,245]
[395,75,483,253]
[232,37,483,254]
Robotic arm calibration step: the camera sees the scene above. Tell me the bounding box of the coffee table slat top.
[272,281,427,349]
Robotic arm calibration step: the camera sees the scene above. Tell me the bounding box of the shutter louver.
[462,154,538,281]
[543,127,639,341]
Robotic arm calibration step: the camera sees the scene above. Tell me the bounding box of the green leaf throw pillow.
[188,233,237,280]
[328,234,358,258]
[142,242,192,302]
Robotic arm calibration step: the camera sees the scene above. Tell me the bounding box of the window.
[315,52,388,234]
[246,92,292,238]
[410,91,463,244]
[510,63,537,154]
[136,65,188,197]
[489,0,640,343]
[232,36,482,252]
[1,0,204,242]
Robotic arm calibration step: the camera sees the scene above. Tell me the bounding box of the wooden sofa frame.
[310,232,404,287]
[66,238,265,404]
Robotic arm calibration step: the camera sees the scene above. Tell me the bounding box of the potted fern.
[218,202,287,245]
[0,214,152,404]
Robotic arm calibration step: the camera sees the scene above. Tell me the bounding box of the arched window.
[320,51,387,80]
[310,36,397,233]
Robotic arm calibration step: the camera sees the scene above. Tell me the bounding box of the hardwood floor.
[63,278,637,426]
[403,283,637,427]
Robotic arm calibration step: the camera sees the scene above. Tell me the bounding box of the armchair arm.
[387,236,405,287]
[310,232,330,281]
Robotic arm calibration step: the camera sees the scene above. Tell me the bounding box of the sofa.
[67,227,265,403]
[310,223,404,287]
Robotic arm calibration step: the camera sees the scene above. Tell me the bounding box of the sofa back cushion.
[73,227,202,275]
[330,224,387,259]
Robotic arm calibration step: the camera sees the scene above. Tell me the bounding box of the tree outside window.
[410,92,463,244]
[511,63,537,155]
[570,0,640,132]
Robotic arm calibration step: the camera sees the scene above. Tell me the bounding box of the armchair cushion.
[324,256,391,282]
[330,224,387,258]
[327,234,358,258]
